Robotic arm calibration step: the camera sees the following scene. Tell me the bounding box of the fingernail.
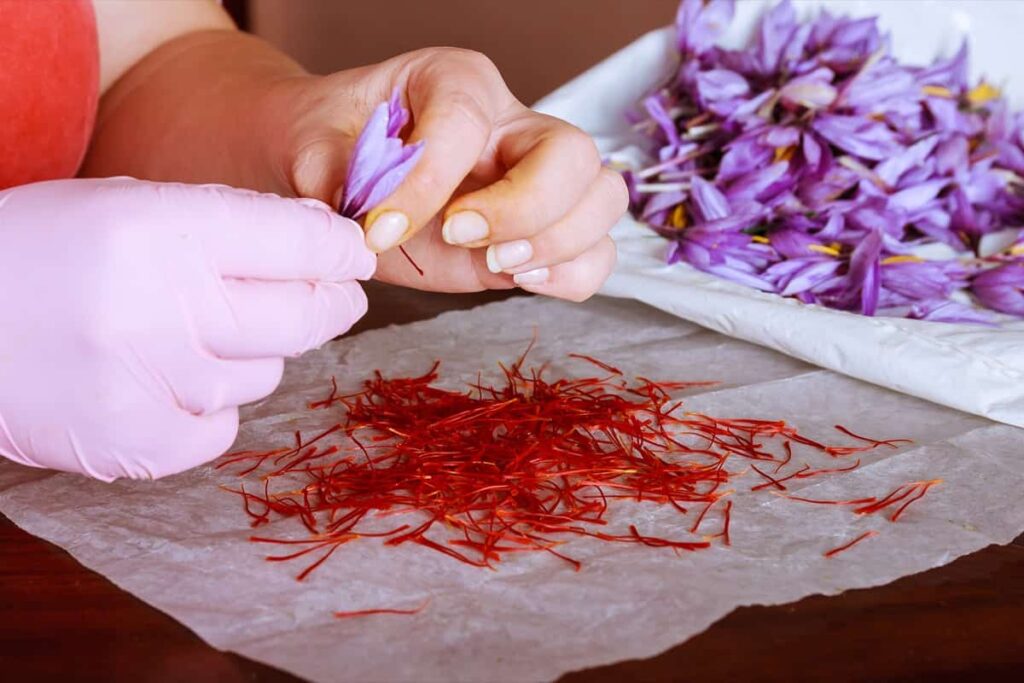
[486,240,533,273]
[513,267,549,286]
[365,211,409,253]
[442,210,490,246]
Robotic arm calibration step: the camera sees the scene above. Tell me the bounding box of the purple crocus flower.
[985,101,1024,177]
[916,41,968,92]
[829,16,880,50]
[817,16,882,71]
[768,227,819,258]
[908,299,995,325]
[727,88,776,127]
[800,131,826,173]
[811,115,903,161]
[696,69,750,104]
[926,96,984,137]
[875,136,939,188]
[779,68,838,110]
[676,0,735,57]
[725,161,791,205]
[642,189,688,224]
[933,136,969,176]
[764,256,843,297]
[339,89,425,219]
[796,163,856,209]
[949,186,991,250]
[839,59,918,112]
[755,0,797,75]
[717,136,775,183]
[881,259,968,303]
[762,126,801,148]
[887,179,948,213]
[690,175,731,221]
[971,263,1024,316]
[846,228,883,314]
[669,228,776,291]
[643,93,682,151]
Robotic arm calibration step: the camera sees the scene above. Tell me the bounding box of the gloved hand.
[0,177,374,481]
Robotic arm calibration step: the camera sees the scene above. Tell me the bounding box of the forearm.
[82,11,307,193]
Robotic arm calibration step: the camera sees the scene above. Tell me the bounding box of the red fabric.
[0,0,99,190]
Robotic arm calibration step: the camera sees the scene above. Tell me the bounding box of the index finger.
[441,114,602,247]
[362,49,512,253]
[160,183,376,282]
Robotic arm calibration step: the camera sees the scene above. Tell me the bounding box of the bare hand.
[275,48,626,301]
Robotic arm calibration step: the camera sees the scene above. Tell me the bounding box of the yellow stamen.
[881,255,924,265]
[808,244,840,257]
[670,204,688,229]
[921,85,954,98]
[750,235,770,244]
[967,81,1001,107]
[1009,244,1024,257]
[774,145,797,163]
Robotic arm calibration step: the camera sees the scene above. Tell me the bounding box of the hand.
[0,178,374,481]
[275,48,627,300]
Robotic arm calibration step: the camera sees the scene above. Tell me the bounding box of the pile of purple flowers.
[625,0,1024,321]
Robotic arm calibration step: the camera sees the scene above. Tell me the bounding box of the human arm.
[83,1,626,300]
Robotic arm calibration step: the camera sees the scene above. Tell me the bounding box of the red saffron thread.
[784,480,942,522]
[823,530,878,558]
[221,349,922,580]
[333,599,430,619]
[719,500,733,546]
[398,245,425,277]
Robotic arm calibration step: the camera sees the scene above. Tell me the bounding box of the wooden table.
[2,283,1022,682]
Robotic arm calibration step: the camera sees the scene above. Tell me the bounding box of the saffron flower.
[971,262,1024,316]
[626,0,1024,322]
[339,89,425,219]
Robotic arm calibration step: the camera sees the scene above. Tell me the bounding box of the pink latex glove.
[0,177,374,481]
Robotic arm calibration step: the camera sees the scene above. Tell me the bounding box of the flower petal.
[972,262,1024,315]
[690,175,731,221]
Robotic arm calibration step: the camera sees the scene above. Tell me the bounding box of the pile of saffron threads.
[220,351,937,580]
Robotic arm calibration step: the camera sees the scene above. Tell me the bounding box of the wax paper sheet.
[533,0,1024,427]
[1,296,1022,683]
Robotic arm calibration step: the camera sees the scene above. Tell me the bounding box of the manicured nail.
[486,240,533,273]
[513,267,550,286]
[442,210,490,246]
[365,211,409,253]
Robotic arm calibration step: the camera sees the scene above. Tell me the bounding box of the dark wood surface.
[2,284,1023,682]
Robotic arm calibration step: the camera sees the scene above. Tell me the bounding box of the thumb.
[290,137,351,206]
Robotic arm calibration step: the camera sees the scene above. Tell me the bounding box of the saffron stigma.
[220,349,934,583]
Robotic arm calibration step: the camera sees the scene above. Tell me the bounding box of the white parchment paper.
[1,296,1022,682]
[534,1,1024,427]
